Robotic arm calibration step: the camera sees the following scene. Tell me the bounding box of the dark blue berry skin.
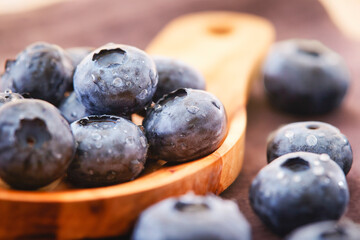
[152,56,206,102]
[0,99,75,190]
[0,90,23,107]
[67,115,148,188]
[73,43,158,116]
[0,42,73,106]
[286,219,360,240]
[132,193,251,240]
[59,91,90,123]
[59,92,131,123]
[64,47,94,91]
[66,47,94,68]
[249,152,349,236]
[267,121,353,175]
[143,88,227,163]
[263,39,350,115]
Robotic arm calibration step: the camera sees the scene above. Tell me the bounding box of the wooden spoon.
[0,11,274,239]
[319,0,360,40]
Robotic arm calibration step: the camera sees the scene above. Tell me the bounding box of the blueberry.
[286,219,360,240]
[249,152,349,235]
[59,91,90,123]
[67,115,148,187]
[59,92,131,123]
[267,121,353,175]
[132,193,251,240]
[263,39,350,115]
[0,90,23,107]
[73,43,158,115]
[0,99,75,190]
[152,56,206,102]
[0,42,73,106]
[64,47,94,91]
[66,47,94,68]
[143,88,227,162]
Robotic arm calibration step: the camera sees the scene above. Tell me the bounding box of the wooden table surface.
[1,0,360,239]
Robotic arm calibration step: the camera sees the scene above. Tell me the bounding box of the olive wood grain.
[0,11,274,239]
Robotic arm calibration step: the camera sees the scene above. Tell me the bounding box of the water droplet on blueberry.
[54,152,62,159]
[320,153,330,161]
[126,81,132,87]
[292,175,302,182]
[70,111,77,118]
[186,105,199,114]
[130,159,144,174]
[149,69,158,87]
[277,172,285,179]
[95,141,102,149]
[131,159,140,165]
[140,137,147,148]
[112,77,124,88]
[320,176,331,185]
[138,89,148,99]
[306,134,318,146]
[285,130,295,140]
[91,132,101,141]
[313,166,325,175]
[126,136,135,144]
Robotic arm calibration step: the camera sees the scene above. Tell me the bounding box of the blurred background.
[1,0,359,67]
[0,0,359,239]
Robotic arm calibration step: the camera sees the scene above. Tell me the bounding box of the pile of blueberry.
[0,37,356,239]
[0,41,227,189]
